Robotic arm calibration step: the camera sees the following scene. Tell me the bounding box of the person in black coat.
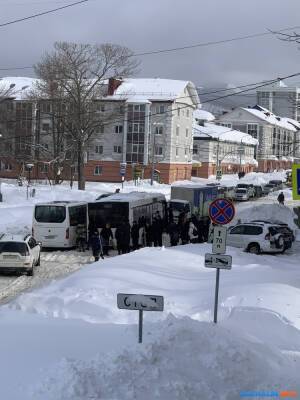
[152,214,163,247]
[89,230,104,261]
[168,220,179,246]
[180,219,190,245]
[100,223,113,256]
[277,192,285,205]
[115,223,123,255]
[131,221,140,250]
[145,221,153,247]
[121,220,131,254]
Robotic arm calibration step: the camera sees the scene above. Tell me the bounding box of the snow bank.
[30,315,300,400]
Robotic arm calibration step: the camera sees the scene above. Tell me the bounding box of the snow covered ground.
[0,174,299,399]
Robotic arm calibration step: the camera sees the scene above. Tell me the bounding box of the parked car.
[251,220,295,250]
[236,183,255,198]
[234,188,250,201]
[262,183,276,195]
[227,222,291,254]
[268,180,283,190]
[0,234,41,276]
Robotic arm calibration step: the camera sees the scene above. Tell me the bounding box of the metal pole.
[215,138,220,180]
[213,268,220,323]
[150,130,156,186]
[138,309,143,343]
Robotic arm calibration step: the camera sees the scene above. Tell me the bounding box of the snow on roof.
[242,106,297,131]
[193,122,258,145]
[110,78,199,104]
[95,191,166,203]
[194,108,215,122]
[0,76,37,100]
[282,117,300,130]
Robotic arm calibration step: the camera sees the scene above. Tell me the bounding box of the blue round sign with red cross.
[209,198,235,225]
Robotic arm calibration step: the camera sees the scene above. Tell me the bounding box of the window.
[98,125,104,134]
[41,102,51,113]
[40,163,48,173]
[95,145,103,154]
[185,148,189,156]
[4,163,12,171]
[243,226,263,235]
[69,205,87,226]
[99,104,105,112]
[154,125,163,135]
[185,128,189,137]
[0,242,29,256]
[115,125,123,134]
[193,145,198,155]
[229,225,245,235]
[175,147,179,156]
[176,126,180,136]
[42,123,50,131]
[94,165,103,175]
[247,124,258,138]
[156,105,165,114]
[220,123,232,129]
[35,206,66,223]
[132,104,145,112]
[155,146,163,155]
[114,146,122,153]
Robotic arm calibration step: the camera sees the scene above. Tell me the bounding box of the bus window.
[88,202,129,228]
[69,205,87,226]
[35,206,66,223]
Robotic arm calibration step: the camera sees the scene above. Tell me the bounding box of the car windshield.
[0,242,28,255]
[35,205,66,223]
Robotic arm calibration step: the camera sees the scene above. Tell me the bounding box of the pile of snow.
[234,203,298,229]
[30,315,300,400]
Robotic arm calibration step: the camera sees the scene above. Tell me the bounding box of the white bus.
[88,192,167,230]
[32,201,88,248]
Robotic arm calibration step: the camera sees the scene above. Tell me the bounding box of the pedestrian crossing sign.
[292,164,300,200]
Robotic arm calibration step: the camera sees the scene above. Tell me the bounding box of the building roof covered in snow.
[194,108,215,122]
[193,122,258,145]
[0,77,37,100]
[241,105,297,131]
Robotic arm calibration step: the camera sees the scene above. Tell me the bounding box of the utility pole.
[150,128,156,186]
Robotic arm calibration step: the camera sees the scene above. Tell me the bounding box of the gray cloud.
[1,0,300,89]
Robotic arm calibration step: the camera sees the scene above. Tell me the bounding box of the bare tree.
[33,41,139,190]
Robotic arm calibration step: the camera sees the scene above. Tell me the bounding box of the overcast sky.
[1,0,300,89]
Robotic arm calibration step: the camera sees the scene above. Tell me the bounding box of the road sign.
[212,225,227,254]
[205,253,232,269]
[292,164,300,200]
[209,198,235,225]
[117,293,164,311]
[120,162,127,176]
[216,169,222,180]
[117,293,164,343]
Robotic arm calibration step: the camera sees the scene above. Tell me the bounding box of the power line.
[1,22,300,71]
[0,0,89,28]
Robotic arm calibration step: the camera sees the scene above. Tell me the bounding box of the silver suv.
[227,222,291,254]
[0,234,41,276]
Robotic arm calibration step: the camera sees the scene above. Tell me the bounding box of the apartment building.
[192,109,258,178]
[217,105,297,172]
[0,77,199,183]
[257,80,300,122]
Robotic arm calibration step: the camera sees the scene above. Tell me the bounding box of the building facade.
[0,77,199,184]
[192,110,258,178]
[217,105,297,172]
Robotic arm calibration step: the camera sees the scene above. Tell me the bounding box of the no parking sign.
[209,198,235,225]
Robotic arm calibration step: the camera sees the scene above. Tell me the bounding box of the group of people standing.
[76,211,211,262]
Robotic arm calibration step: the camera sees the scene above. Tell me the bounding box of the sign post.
[292,164,300,200]
[117,293,164,343]
[120,163,127,189]
[207,198,235,323]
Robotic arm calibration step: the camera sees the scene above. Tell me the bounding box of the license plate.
[44,235,56,239]
[3,255,17,259]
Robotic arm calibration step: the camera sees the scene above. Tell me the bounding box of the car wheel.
[248,243,260,254]
[36,255,40,266]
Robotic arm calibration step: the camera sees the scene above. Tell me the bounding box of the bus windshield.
[89,202,129,228]
[35,205,66,223]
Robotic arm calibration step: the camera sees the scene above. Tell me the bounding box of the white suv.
[0,234,41,276]
[227,222,287,254]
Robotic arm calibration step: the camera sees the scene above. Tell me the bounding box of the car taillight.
[265,233,270,240]
[66,228,69,239]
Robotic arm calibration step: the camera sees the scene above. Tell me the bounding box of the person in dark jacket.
[89,230,104,261]
[277,192,285,205]
[115,223,123,255]
[152,216,163,247]
[145,221,153,247]
[131,221,140,250]
[101,223,113,256]
[122,220,131,254]
[168,220,179,246]
[180,218,190,245]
